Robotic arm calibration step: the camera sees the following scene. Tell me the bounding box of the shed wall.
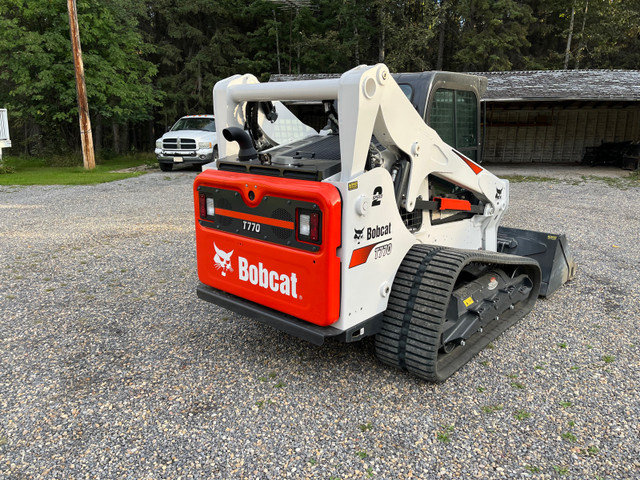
[482,104,640,163]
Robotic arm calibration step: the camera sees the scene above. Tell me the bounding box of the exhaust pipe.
[222,127,257,162]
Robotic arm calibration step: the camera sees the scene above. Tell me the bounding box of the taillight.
[199,193,215,219]
[297,209,321,244]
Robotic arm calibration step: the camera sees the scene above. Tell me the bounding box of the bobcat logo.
[354,228,364,243]
[495,188,504,200]
[213,243,234,276]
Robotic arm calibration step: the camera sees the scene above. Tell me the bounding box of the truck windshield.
[171,118,216,132]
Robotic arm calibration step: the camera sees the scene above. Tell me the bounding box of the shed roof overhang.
[478,70,640,102]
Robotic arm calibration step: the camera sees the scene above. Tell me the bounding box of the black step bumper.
[196,283,355,345]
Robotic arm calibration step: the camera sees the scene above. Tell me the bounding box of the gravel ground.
[0,168,639,479]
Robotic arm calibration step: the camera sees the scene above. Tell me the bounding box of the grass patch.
[0,153,156,185]
[552,465,569,475]
[502,174,559,183]
[481,404,503,414]
[580,174,640,189]
[514,410,531,420]
[602,355,615,364]
[358,422,373,432]
[436,425,454,443]
[585,446,599,456]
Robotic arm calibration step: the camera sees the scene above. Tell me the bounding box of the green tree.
[454,0,534,71]
[522,0,640,70]
[522,0,568,69]
[576,0,640,69]
[381,0,439,71]
[144,0,250,127]
[0,0,160,154]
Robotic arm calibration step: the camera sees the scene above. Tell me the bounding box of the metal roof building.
[479,70,640,163]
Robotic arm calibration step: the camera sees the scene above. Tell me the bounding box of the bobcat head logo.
[213,243,234,276]
[354,228,364,242]
[495,188,504,200]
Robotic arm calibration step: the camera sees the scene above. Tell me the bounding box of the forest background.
[1,0,638,157]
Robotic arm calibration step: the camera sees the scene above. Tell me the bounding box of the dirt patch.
[110,164,158,173]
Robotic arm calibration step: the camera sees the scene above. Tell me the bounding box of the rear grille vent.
[271,208,293,240]
[216,198,233,226]
[400,208,422,232]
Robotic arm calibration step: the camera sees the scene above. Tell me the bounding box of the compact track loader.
[194,64,575,382]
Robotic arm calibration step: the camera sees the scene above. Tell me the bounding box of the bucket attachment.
[497,227,576,297]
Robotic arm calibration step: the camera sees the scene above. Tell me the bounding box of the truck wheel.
[159,162,173,172]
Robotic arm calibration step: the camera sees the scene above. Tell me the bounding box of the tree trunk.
[147,119,155,152]
[354,24,360,66]
[94,114,103,153]
[378,5,385,63]
[564,0,576,69]
[288,11,293,74]
[24,121,28,155]
[112,123,120,154]
[437,0,447,70]
[131,122,137,152]
[121,121,129,153]
[273,9,281,75]
[575,0,589,69]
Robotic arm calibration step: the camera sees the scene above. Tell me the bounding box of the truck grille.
[163,138,197,150]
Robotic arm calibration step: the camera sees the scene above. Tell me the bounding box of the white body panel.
[331,168,416,331]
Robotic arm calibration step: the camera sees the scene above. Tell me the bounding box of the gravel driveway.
[1,169,639,479]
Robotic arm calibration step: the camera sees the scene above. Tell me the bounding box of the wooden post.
[67,0,95,170]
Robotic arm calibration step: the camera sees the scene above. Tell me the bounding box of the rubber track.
[375,244,541,382]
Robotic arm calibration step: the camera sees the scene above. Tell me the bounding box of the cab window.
[429,89,478,161]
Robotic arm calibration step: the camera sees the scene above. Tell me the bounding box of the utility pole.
[67,0,95,170]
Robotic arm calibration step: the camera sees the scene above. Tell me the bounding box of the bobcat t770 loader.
[194,64,575,382]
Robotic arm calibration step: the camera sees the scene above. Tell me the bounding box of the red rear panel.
[194,170,342,326]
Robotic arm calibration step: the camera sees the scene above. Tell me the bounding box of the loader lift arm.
[214,64,507,251]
